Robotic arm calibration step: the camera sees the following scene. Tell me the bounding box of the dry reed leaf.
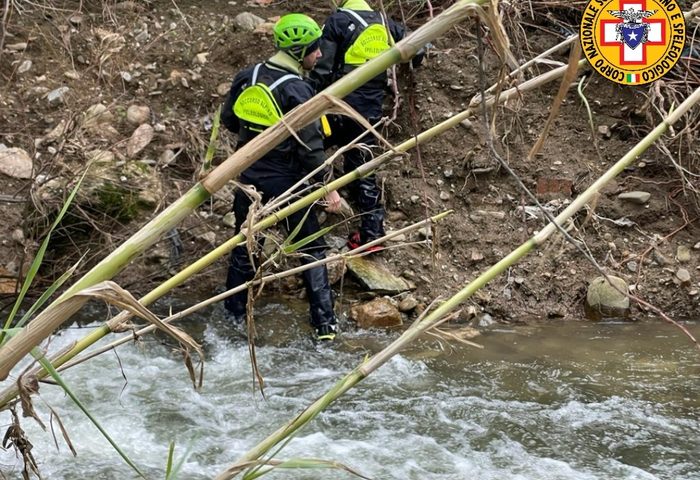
[527,40,582,161]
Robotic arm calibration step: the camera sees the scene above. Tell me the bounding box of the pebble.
[676,268,691,284]
[439,191,450,201]
[18,60,32,74]
[676,245,691,263]
[618,191,651,205]
[598,125,612,139]
[626,261,638,272]
[410,195,420,204]
[46,87,69,105]
[694,242,700,250]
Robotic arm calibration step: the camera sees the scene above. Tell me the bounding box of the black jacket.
[222,58,329,184]
[309,7,404,119]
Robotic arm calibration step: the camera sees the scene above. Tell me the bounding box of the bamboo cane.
[0,0,489,381]
[216,88,700,479]
[0,55,585,410]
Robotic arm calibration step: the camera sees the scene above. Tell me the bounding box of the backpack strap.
[338,7,369,28]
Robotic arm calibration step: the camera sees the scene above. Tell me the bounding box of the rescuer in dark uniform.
[221,14,341,341]
[310,0,405,251]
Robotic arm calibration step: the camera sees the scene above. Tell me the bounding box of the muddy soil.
[0,0,698,326]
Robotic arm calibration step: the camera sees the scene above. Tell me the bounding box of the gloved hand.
[412,42,433,68]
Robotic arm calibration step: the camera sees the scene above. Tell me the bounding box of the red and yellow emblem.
[580,0,686,85]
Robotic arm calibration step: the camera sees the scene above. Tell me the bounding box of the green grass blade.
[282,226,333,255]
[2,169,88,335]
[280,207,313,249]
[165,441,175,479]
[243,457,371,480]
[32,349,147,479]
[14,258,83,330]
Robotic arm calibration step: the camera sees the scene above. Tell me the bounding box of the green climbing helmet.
[273,13,322,59]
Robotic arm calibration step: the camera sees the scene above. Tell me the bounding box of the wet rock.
[234,12,265,31]
[618,191,651,205]
[46,87,69,105]
[586,275,630,319]
[675,268,691,285]
[398,295,418,312]
[350,297,402,329]
[127,124,154,157]
[126,105,150,125]
[676,245,691,263]
[447,326,481,340]
[0,147,33,178]
[347,257,412,294]
[476,312,495,327]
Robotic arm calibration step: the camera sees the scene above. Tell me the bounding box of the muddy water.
[1,300,698,480]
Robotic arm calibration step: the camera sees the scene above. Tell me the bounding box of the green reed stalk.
[0,49,581,411]
[215,88,700,478]
[0,0,488,381]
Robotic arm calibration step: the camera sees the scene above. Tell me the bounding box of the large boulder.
[350,297,402,329]
[585,275,630,319]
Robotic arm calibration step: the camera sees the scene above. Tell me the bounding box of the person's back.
[221,13,341,342]
[310,0,404,119]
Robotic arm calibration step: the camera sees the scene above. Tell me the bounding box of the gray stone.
[350,297,402,329]
[586,275,630,318]
[347,257,412,294]
[126,105,150,125]
[694,242,700,250]
[46,87,70,105]
[388,233,406,243]
[82,104,113,127]
[676,268,691,285]
[86,149,115,163]
[676,245,691,263]
[439,191,450,201]
[618,191,651,205]
[410,195,420,204]
[222,212,236,228]
[17,60,32,74]
[398,295,418,312]
[216,82,230,96]
[0,148,33,178]
[598,125,612,139]
[194,52,209,65]
[234,12,265,31]
[127,124,154,157]
[476,313,495,327]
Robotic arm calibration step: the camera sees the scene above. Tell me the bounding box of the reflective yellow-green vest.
[233,64,300,132]
[340,8,392,67]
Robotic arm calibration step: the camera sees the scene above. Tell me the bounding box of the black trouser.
[326,115,385,243]
[224,177,335,328]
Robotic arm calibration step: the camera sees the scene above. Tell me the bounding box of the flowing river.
[1,299,698,480]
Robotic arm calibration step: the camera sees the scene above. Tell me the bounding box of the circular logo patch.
[580,0,686,85]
